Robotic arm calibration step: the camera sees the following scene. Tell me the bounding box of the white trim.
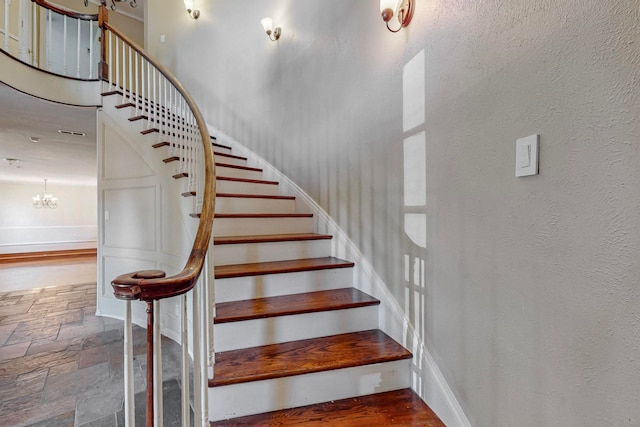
[208,125,472,427]
[0,239,96,247]
[0,225,97,230]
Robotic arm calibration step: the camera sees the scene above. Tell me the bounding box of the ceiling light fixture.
[380,0,414,33]
[29,136,40,143]
[184,0,200,19]
[261,17,281,41]
[33,179,58,209]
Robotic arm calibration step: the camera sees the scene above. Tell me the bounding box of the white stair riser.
[216,180,279,196]
[216,165,263,181]
[208,360,411,421]
[213,217,313,237]
[213,239,330,265]
[214,155,247,167]
[215,305,378,352]
[215,268,353,303]
[216,197,296,214]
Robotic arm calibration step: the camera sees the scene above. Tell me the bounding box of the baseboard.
[0,248,97,264]
[208,125,472,427]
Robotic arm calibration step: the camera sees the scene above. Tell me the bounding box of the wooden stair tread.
[214,233,331,245]
[216,162,262,172]
[215,213,313,219]
[217,176,279,185]
[217,192,294,200]
[214,257,354,279]
[209,329,411,387]
[211,388,444,426]
[213,141,232,151]
[214,288,379,324]
[215,151,247,161]
[192,213,313,219]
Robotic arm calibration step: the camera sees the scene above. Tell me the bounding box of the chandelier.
[33,179,58,209]
[84,0,137,12]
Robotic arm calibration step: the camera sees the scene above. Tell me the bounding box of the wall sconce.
[380,0,414,32]
[261,17,281,41]
[184,0,200,19]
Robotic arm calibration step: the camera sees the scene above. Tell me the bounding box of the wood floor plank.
[211,389,445,426]
[209,330,411,387]
[214,257,354,279]
[214,288,379,324]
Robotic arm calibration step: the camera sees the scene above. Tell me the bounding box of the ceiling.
[0,82,97,186]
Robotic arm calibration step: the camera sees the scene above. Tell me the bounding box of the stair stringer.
[208,126,471,427]
[96,96,202,344]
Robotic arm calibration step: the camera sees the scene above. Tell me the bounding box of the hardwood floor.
[0,256,97,293]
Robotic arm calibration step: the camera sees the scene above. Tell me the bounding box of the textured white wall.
[148,1,640,425]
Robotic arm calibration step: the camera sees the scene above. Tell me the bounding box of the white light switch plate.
[515,134,539,177]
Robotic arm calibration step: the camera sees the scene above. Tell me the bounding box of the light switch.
[515,134,539,177]
[104,210,110,221]
[160,35,166,43]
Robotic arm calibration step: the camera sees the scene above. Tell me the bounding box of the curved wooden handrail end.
[112,270,165,301]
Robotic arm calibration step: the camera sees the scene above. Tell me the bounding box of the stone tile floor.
[0,283,186,426]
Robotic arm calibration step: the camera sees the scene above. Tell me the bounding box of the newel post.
[98,2,108,80]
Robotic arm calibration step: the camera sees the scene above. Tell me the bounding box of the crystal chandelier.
[33,179,58,209]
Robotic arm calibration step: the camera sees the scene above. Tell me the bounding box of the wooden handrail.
[32,0,98,21]
[102,21,217,302]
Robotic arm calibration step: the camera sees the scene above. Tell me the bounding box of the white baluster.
[32,3,37,67]
[128,44,133,102]
[124,301,135,427]
[46,9,51,70]
[153,299,163,427]
[62,15,67,75]
[181,293,190,427]
[115,35,119,90]
[199,275,209,423]
[192,283,203,427]
[108,31,113,88]
[88,22,93,79]
[76,19,80,78]
[134,51,139,112]
[3,0,9,52]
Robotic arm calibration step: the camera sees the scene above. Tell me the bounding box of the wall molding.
[209,125,471,427]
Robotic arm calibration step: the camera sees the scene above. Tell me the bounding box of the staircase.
[100,88,444,424]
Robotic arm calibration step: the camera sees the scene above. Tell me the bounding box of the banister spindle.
[4,0,9,52]
[46,9,51,70]
[76,19,81,78]
[153,300,164,427]
[88,22,93,78]
[63,15,67,75]
[146,301,154,427]
[181,294,190,427]
[124,301,135,426]
[115,34,119,90]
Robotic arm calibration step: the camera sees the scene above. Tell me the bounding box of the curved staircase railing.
[98,5,216,427]
[3,1,216,425]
